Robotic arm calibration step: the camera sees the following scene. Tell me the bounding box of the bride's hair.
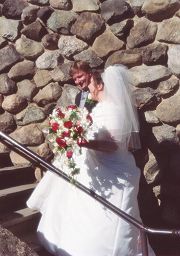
[91,70,104,86]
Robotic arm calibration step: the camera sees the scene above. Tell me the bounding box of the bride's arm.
[80,139,118,152]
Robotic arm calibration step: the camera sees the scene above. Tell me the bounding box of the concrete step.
[0,183,36,214]
[0,164,36,189]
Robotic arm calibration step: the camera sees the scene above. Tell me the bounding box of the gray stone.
[0,37,7,48]
[16,35,44,60]
[28,0,49,5]
[56,84,80,107]
[127,17,157,49]
[33,82,62,106]
[21,20,47,41]
[72,0,99,12]
[158,75,179,97]
[36,50,63,69]
[105,50,142,68]
[47,10,77,34]
[2,0,28,19]
[58,35,88,58]
[73,48,103,68]
[129,65,171,87]
[0,225,38,256]
[50,0,71,10]
[144,110,160,124]
[110,19,133,39]
[92,28,124,58]
[8,60,35,80]
[71,12,104,41]
[144,150,160,184]
[42,33,59,50]
[2,94,27,114]
[142,0,180,21]
[10,150,31,165]
[0,73,16,95]
[128,0,145,14]
[33,69,52,88]
[133,87,158,109]
[20,105,46,125]
[168,45,180,76]
[37,6,52,23]
[156,90,180,124]
[101,0,131,23]
[10,123,44,145]
[0,45,22,73]
[156,17,180,44]
[21,5,39,25]
[17,80,37,101]
[152,124,179,145]
[0,17,21,41]
[0,111,16,133]
[50,62,72,82]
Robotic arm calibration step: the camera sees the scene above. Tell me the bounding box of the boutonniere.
[86,93,97,106]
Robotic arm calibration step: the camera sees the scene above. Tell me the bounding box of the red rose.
[66,150,73,158]
[56,137,67,148]
[56,108,65,118]
[51,122,59,132]
[76,126,83,135]
[62,130,71,137]
[86,114,93,124]
[77,138,88,147]
[64,121,73,129]
[67,105,77,110]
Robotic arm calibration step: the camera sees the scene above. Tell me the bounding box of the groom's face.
[72,70,91,91]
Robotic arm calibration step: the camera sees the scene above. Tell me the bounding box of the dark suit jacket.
[75,91,96,113]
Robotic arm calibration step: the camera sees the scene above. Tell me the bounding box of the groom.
[69,61,96,112]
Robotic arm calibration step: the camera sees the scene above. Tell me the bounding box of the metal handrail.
[0,131,180,256]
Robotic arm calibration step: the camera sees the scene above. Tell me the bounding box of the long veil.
[101,65,141,150]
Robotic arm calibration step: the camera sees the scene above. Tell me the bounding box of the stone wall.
[0,0,179,227]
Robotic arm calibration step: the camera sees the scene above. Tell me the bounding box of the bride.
[27,65,155,256]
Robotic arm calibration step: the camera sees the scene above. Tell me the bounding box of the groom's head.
[70,61,92,91]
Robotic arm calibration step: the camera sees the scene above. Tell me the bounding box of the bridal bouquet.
[44,105,93,179]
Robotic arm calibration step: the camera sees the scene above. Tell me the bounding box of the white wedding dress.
[27,102,155,256]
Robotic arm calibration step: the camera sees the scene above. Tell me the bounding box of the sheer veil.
[101,65,141,150]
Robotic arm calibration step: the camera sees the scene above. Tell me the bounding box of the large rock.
[16,35,44,60]
[8,60,35,80]
[133,87,158,109]
[17,80,37,101]
[0,111,16,133]
[36,50,63,69]
[73,48,103,68]
[10,123,44,145]
[71,12,104,41]
[50,0,71,10]
[28,0,49,5]
[33,82,62,106]
[21,20,47,41]
[152,124,179,146]
[158,75,179,97]
[92,28,124,58]
[130,65,171,87]
[110,19,133,40]
[156,90,180,124]
[47,10,77,34]
[100,0,131,23]
[18,104,46,125]
[21,5,39,25]
[167,45,180,76]
[156,17,180,44]
[2,0,28,19]
[127,17,157,49]
[72,0,99,12]
[42,33,59,50]
[0,73,16,95]
[33,69,52,88]
[56,84,79,107]
[50,62,72,82]
[144,150,160,184]
[0,45,22,73]
[2,94,27,114]
[58,35,88,58]
[0,225,38,256]
[0,17,21,41]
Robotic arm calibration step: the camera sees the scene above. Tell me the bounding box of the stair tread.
[0,183,36,197]
[0,164,32,173]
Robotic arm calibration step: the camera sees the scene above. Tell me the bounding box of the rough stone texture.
[152,124,179,146]
[0,225,38,256]
[73,48,103,68]
[16,35,44,60]
[156,17,180,44]
[101,0,131,23]
[58,35,88,58]
[33,82,62,106]
[2,0,28,19]
[33,69,52,88]
[127,17,157,49]
[128,0,145,15]
[167,45,180,76]
[144,110,160,124]
[28,0,49,5]
[18,104,46,125]
[133,87,158,109]
[0,17,21,41]
[17,80,37,101]
[2,94,27,114]
[0,73,16,95]
[0,36,7,48]
[156,89,180,124]
[50,0,71,10]
[21,20,47,41]
[50,62,72,82]
[42,33,59,50]
[36,50,63,69]
[56,84,79,107]
[0,111,16,133]
[10,150,31,165]
[71,12,104,41]
[130,65,171,87]
[47,10,77,34]
[72,0,99,12]
[158,75,179,97]
[21,5,39,25]
[144,150,160,184]
[110,19,133,40]
[8,60,35,80]
[0,45,22,73]
[92,28,124,58]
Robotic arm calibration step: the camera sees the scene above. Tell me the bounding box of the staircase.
[0,151,53,256]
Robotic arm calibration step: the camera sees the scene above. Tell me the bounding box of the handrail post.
[140,230,148,256]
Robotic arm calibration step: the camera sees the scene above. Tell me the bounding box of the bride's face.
[88,76,103,101]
